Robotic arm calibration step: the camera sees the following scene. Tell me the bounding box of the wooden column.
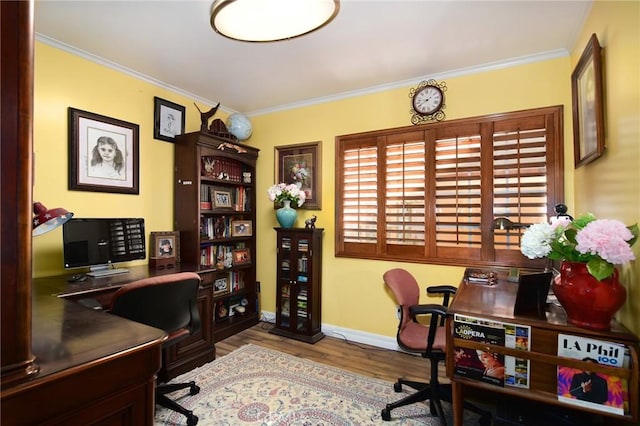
[1,0,38,384]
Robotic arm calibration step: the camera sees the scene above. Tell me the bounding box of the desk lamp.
[492,217,527,281]
[492,217,527,231]
[32,202,73,236]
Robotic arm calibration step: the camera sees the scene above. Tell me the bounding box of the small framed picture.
[215,299,230,322]
[150,231,180,262]
[231,220,253,237]
[232,248,251,265]
[571,34,605,168]
[212,189,233,208]
[214,277,229,296]
[213,216,228,238]
[275,141,321,209]
[68,107,139,194]
[154,97,185,143]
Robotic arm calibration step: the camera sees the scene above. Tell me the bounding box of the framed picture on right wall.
[572,33,605,168]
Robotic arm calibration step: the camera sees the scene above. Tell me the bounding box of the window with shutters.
[335,105,564,268]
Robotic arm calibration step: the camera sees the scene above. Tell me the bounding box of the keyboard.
[86,268,130,278]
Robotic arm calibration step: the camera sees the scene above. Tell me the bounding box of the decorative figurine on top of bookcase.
[305,215,317,229]
[194,102,220,132]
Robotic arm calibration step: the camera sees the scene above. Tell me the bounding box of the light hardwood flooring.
[216,321,434,386]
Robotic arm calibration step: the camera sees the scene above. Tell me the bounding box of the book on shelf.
[556,334,629,416]
[453,314,531,389]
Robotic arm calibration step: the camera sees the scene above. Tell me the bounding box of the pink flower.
[575,219,636,265]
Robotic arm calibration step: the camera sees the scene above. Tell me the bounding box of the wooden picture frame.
[572,33,605,168]
[212,189,233,208]
[153,97,185,143]
[275,141,321,210]
[149,231,180,262]
[232,248,251,265]
[231,220,252,237]
[68,107,139,194]
[214,277,229,296]
[215,299,230,322]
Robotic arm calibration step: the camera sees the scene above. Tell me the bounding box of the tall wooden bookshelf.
[174,131,259,342]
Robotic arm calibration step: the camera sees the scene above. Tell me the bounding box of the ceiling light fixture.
[211,0,340,42]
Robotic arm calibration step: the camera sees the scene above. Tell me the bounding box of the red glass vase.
[552,261,627,330]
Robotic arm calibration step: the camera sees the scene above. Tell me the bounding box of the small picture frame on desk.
[150,231,180,263]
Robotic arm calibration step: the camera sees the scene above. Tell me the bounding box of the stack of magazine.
[453,314,531,388]
[557,334,630,416]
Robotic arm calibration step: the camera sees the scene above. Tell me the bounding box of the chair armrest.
[409,303,448,318]
[426,285,457,296]
[426,285,457,323]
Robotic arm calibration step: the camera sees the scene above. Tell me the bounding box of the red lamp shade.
[32,202,73,236]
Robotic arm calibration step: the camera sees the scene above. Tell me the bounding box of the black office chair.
[108,272,202,426]
[381,268,491,426]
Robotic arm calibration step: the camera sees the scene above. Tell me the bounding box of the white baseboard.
[260,310,401,351]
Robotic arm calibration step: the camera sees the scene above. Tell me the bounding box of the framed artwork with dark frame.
[275,141,321,210]
[154,97,186,143]
[572,33,605,168]
[150,231,180,263]
[68,107,139,194]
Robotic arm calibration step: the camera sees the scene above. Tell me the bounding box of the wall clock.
[409,79,447,124]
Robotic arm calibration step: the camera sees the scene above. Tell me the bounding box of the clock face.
[412,85,444,115]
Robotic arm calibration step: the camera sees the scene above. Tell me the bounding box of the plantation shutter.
[385,132,426,247]
[335,105,563,268]
[492,114,554,252]
[341,138,378,251]
[433,124,483,260]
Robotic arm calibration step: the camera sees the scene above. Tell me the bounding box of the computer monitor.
[62,218,146,274]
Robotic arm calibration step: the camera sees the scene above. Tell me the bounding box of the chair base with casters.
[381,374,492,425]
[380,268,492,426]
[157,381,200,426]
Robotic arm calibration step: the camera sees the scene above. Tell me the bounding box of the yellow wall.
[33,43,223,276]
[570,1,640,335]
[33,0,638,340]
[251,58,575,337]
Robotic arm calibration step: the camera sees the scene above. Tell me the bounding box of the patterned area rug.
[154,344,471,425]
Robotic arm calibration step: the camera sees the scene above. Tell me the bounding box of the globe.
[226,113,253,141]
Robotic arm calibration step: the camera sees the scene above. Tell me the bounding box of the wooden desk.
[446,270,639,426]
[33,265,216,381]
[1,288,166,425]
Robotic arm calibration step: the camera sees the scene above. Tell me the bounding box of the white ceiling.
[34,0,593,115]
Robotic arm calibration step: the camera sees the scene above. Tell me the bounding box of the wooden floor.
[216,323,625,426]
[216,321,434,386]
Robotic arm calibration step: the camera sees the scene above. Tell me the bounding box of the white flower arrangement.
[267,183,306,208]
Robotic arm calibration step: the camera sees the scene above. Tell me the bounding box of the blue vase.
[276,200,297,228]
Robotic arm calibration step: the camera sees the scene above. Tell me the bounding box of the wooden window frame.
[335,105,564,269]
